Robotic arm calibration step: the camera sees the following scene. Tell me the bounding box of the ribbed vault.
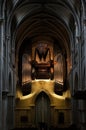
[2,0,83,85]
[3,0,82,55]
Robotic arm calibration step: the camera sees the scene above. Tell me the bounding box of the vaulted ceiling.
[4,0,82,58]
[2,0,84,76]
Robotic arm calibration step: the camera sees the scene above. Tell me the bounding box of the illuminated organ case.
[31,42,54,80]
[21,41,64,82]
[21,41,66,95]
[16,41,71,129]
[22,53,31,84]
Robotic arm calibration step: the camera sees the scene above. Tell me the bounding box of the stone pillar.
[7,95,15,130]
[2,93,8,130]
[84,20,86,89]
[0,19,3,130]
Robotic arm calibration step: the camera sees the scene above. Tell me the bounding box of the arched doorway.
[35,91,50,130]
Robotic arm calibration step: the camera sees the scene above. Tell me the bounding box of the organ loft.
[31,43,54,80]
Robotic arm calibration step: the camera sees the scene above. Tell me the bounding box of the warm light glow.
[18,80,67,101]
[53,93,65,100]
[20,93,35,100]
[33,79,52,82]
[55,80,63,85]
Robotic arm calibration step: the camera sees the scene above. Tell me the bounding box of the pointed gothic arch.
[35,91,50,130]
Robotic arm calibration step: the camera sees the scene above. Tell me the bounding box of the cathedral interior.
[0,0,86,130]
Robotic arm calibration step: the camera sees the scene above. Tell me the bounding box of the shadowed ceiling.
[3,0,82,82]
[5,0,81,57]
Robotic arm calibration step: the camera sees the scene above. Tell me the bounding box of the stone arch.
[35,91,51,129]
[33,88,53,105]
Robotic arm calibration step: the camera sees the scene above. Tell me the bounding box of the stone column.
[0,19,3,130]
[84,20,86,89]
